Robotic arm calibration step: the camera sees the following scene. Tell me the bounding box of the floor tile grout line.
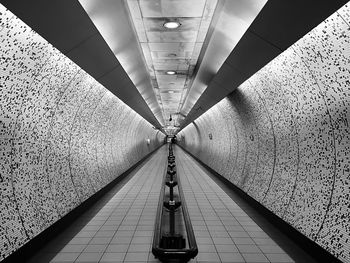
[182,149,276,257]
[179,149,269,261]
[121,149,166,263]
[177,147,296,263]
[71,150,163,262]
[175,148,223,263]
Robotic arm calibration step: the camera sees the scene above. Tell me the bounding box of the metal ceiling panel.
[126,0,218,134]
[1,0,164,131]
[78,0,165,127]
[178,0,349,131]
[180,0,267,120]
[139,0,206,18]
[212,63,246,93]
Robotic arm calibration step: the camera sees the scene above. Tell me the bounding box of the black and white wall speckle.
[178,3,350,263]
[0,5,165,261]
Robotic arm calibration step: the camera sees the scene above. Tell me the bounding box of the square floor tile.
[196,252,220,262]
[232,237,255,245]
[68,237,91,245]
[219,252,245,262]
[131,236,152,244]
[83,244,107,253]
[99,252,126,262]
[106,244,129,253]
[60,244,86,253]
[242,253,269,262]
[198,243,216,252]
[90,237,113,244]
[196,237,213,244]
[212,237,234,245]
[265,253,295,262]
[258,245,285,253]
[75,252,103,262]
[50,253,80,262]
[237,244,261,253]
[111,236,132,244]
[95,231,115,238]
[124,252,149,261]
[128,244,151,252]
[215,244,238,253]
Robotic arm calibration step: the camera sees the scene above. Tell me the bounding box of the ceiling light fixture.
[166,70,176,75]
[168,91,174,94]
[163,21,181,29]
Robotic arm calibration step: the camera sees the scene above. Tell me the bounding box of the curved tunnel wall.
[178,3,350,262]
[0,5,164,261]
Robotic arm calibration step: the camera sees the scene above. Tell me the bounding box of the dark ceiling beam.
[0,0,164,131]
[180,0,348,129]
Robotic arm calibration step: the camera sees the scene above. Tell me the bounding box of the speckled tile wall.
[0,5,165,261]
[178,3,350,262]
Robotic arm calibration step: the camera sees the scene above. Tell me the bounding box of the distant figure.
[171,136,176,144]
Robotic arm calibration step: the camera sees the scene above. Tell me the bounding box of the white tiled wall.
[178,3,350,262]
[0,5,165,261]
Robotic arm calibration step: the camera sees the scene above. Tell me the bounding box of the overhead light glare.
[166,70,176,75]
[163,21,181,29]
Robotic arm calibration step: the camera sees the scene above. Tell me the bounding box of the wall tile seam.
[44,67,82,216]
[66,70,95,205]
[107,102,125,177]
[291,45,338,241]
[18,61,80,234]
[82,90,107,195]
[130,112,142,165]
[217,103,235,179]
[234,93,258,191]
[183,151,268,256]
[117,108,131,172]
[103,101,117,179]
[281,100,301,219]
[101,100,122,181]
[98,101,116,181]
[249,82,277,203]
[223,101,242,183]
[337,7,350,27]
[124,109,136,167]
[92,96,114,188]
[227,105,240,180]
[7,53,54,241]
[0,11,15,32]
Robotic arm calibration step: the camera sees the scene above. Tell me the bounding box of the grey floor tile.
[242,253,269,262]
[265,253,295,262]
[99,252,126,262]
[219,252,245,262]
[50,252,80,262]
[75,252,103,262]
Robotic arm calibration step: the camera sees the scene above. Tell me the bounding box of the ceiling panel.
[0,0,165,131]
[139,0,206,18]
[126,0,218,134]
[179,0,348,130]
[146,31,199,42]
[149,42,195,51]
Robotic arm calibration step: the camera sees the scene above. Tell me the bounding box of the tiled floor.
[176,147,311,263]
[27,145,316,263]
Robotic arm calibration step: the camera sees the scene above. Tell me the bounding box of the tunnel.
[0,0,349,262]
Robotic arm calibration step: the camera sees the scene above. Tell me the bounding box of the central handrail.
[152,143,198,262]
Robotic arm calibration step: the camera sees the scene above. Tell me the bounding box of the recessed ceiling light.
[168,91,174,94]
[163,21,181,29]
[166,70,176,75]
